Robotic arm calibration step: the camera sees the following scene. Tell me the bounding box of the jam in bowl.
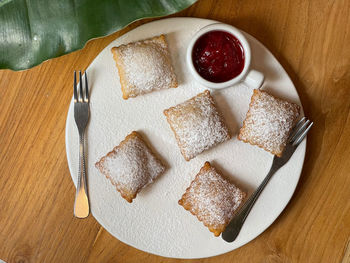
[186,23,264,90]
[192,30,245,83]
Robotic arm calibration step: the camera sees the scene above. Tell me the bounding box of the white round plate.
[66,18,305,259]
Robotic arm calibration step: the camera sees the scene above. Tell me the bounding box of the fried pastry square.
[111,35,178,99]
[238,89,300,156]
[178,162,246,236]
[163,90,230,161]
[95,131,165,203]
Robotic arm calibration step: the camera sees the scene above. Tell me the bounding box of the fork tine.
[290,119,310,143]
[79,71,84,102]
[288,117,306,141]
[295,117,306,129]
[84,71,89,102]
[293,122,313,146]
[73,71,78,102]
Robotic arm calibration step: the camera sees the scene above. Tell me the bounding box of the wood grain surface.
[0,0,349,262]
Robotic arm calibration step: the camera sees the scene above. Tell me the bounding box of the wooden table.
[1,0,349,262]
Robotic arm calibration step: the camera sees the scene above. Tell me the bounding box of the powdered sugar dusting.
[239,90,300,156]
[95,132,165,202]
[179,163,245,235]
[164,90,230,161]
[112,35,177,98]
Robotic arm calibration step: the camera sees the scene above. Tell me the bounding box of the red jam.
[192,30,245,83]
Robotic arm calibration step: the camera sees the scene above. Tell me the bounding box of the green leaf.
[0,0,197,71]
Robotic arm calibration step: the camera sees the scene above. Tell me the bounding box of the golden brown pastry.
[95,131,165,203]
[164,90,230,161]
[238,89,300,156]
[179,162,246,236]
[111,35,178,99]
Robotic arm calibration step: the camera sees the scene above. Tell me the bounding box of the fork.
[73,71,90,218]
[222,117,313,242]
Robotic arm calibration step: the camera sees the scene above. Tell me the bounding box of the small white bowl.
[186,23,264,89]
